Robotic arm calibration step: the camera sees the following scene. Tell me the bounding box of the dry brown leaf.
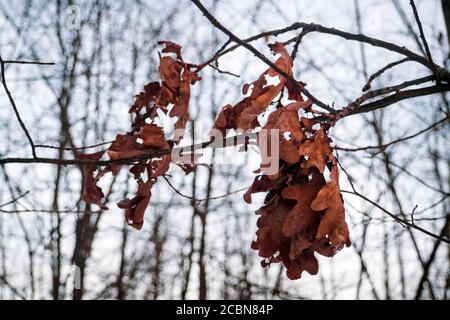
[136,124,170,149]
[298,129,332,173]
[118,179,154,230]
[281,168,326,237]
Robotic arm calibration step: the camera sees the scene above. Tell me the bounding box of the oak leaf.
[136,124,170,149]
[311,156,351,250]
[80,151,108,210]
[212,42,293,133]
[107,134,147,175]
[118,179,154,230]
[298,129,332,173]
[281,168,326,237]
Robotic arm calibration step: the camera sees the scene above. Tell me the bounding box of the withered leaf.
[289,236,311,260]
[258,100,311,166]
[247,62,351,279]
[148,155,171,178]
[244,175,277,204]
[158,40,182,60]
[129,81,160,115]
[170,68,194,142]
[159,56,182,92]
[79,39,352,280]
[82,41,200,230]
[252,195,294,259]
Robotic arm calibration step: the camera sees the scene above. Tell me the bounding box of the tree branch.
[332,75,440,122]
[162,175,247,202]
[190,0,333,112]
[0,191,30,208]
[409,0,441,83]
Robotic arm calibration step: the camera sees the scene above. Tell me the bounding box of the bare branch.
[190,0,333,112]
[0,191,30,208]
[0,208,101,214]
[348,84,450,117]
[363,58,410,91]
[0,132,258,166]
[332,75,440,122]
[335,116,448,152]
[0,275,27,300]
[35,141,114,151]
[2,60,55,66]
[163,175,247,202]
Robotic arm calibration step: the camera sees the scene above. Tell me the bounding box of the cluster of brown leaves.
[80,41,350,279]
[80,41,200,229]
[213,42,351,279]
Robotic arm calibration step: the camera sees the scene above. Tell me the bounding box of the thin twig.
[280,24,449,78]
[0,275,27,300]
[410,204,418,225]
[206,63,240,77]
[290,28,311,60]
[201,21,449,78]
[328,84,450,120]
[0,208,101,214]
[196,38,231,71]
[331,75,439,122]
[2,60,55,66]
[35,140,114,151]
[337,157,357,193]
